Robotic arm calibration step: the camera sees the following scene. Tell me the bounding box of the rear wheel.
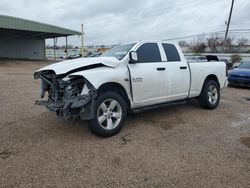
[88,92,127,137]
[198,80,220,109]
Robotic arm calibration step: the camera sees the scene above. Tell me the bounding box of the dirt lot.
[0,60,250,188]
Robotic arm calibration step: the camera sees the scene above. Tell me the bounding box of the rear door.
[161,43,190,100]
[128,42,167,106]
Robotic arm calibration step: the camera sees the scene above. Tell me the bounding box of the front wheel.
[88,92,127,137]
[198,80,220,109]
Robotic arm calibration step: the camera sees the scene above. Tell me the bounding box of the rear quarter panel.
[188,61,227,98]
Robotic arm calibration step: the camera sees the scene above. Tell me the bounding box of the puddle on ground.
[240,137,250,148]
[5,73,31,76]
[231,114,250,128]
[145,118,185,131]
[0,149,13,159]
[244,97,250,101]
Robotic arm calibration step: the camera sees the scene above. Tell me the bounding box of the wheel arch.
[198,74,220,97]
[97,82,131,109]
[203,74,220,88]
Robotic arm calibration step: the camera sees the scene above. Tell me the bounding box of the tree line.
[179,36,249,53]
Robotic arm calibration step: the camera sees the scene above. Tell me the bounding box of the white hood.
[35,57,120,75]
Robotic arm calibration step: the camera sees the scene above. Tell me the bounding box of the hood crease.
[35,57,120,76]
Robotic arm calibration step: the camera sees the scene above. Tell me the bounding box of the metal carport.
[0,15,81,60]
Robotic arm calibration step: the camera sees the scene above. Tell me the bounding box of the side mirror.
[129,51,138,64]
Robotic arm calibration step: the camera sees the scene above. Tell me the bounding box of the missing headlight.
[61,76,86,99]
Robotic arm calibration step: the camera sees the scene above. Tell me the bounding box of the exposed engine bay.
[34,71,97,120]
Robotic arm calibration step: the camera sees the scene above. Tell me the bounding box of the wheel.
[198,80,220,109]
[88,92,127,137]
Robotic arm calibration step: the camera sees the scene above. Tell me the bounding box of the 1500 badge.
[132,77,143,82]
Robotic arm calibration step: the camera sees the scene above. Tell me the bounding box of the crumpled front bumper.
[35,94,95,120]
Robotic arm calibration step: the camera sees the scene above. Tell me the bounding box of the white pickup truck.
[34,41,228,137]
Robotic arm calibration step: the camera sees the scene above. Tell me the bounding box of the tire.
[198,80,220,109]
[87,92,127,137]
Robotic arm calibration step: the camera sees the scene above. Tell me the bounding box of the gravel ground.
[0,60,250,188]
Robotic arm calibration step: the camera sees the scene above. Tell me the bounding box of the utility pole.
[81,24,84,57]
[225,0,235,41]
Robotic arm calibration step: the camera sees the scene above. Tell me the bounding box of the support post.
[81,24,84,57]
[53,38,56,61]
[43,39,46,61]
[66,36,68,59]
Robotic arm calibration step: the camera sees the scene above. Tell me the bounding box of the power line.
[163,31,225,41]
[163,29,250,41]
[85,0,221,31]
[86,0,219,31]
[85,26,250,45]
[84,0,200,27]
[83,0,224,45]
[81,0,248,45]
[85,23,225,45]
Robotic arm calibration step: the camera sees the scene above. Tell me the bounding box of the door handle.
[180,66,187,70]
[157,67,165,71]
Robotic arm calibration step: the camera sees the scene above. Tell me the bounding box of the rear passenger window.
[162,43,181,62]
[198,57,208,62]
[136,43,161,63]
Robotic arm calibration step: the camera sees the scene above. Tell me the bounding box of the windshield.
[101,43,135,60]
[238,62,250,69]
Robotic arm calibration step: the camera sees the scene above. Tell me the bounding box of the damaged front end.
[34,71,97,120]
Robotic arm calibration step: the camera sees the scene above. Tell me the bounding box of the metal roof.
[0,15,81,39]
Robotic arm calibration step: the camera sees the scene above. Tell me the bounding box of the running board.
[131,99,188,113]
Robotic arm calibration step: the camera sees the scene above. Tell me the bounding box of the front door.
[128,43,167,106]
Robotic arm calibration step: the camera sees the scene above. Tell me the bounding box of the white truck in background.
[34,41,228,137]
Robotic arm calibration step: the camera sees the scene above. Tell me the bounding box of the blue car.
[228,61,250,87]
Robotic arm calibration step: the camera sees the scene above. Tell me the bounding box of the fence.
[184,53,250,62]
[46,49,83,60]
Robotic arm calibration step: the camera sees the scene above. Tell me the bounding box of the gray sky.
[0,0,249,46]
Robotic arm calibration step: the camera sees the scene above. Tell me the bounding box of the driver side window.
[136,43,162,63]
